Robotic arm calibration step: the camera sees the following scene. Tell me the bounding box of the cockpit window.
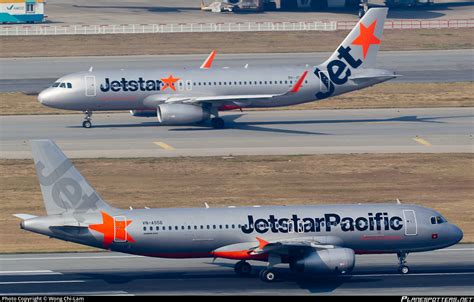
[59,83,66,88]
[52,82,60,87]
[67,83,72,89]
[431,216,447,224]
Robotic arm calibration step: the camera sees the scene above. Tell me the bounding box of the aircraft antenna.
[88,66,93,72]
[204,202,210,209]
[396,199,401,204]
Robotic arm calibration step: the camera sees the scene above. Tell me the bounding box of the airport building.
[0,0,45,23]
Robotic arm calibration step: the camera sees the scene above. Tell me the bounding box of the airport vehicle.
[201,0,358,12]
[15,140,463,282]
[38,8,397,129]
[0,0,45,23]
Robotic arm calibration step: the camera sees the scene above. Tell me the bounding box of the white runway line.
[352,272,474,277]
[0,255,143,261]
[0,270,62,275]
[0,280,85,285]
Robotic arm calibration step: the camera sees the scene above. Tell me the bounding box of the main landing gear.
[397,252,410,274]
[82,111,93,128]
[211,117,225,129]
[234,260,252,276]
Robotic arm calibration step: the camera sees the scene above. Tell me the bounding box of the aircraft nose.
[451,225,463,243]
[38,89,50,105]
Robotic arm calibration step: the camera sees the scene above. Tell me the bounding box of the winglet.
[200,50,216,69]
[256,237,269,249]
[290,71,308,93]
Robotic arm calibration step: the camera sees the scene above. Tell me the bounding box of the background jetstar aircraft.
[15,140,463,282]
[38,8,396,129]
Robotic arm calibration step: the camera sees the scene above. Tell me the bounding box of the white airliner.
[38,8,397,129]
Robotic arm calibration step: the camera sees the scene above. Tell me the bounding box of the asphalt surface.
[0,244,473,295]
[1,50,473,93]
[1,108,472,159]
[31,0,474,25]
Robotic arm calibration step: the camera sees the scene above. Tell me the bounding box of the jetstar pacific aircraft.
[15,140,463,282]
[37,8,397,129]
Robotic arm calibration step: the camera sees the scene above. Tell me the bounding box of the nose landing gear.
[82,111,93,128]
[397,252,410,274]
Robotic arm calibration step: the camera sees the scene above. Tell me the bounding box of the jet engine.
[130,110,157,117]
[157,104,211,125]
[291,248,355,274]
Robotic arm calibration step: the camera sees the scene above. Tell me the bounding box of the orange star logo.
[89,211,135,248]
[351,20,381,59]
[161,75,180,91]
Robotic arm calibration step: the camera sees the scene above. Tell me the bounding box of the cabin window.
[206,225,210,229]
[284,81,287,84]
[219,225,223,229]
[305,80,308,84]
[213,225,216,229]
[181,226,185,230]
[175,226,178,230]
[26,3,35,13]
[143,227,146,231]
[232,224,235,229]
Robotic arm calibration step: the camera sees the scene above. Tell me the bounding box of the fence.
[337,18,474,30]
[0,19,472,36]
[0,21,336,36]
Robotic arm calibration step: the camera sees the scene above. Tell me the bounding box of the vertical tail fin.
[322,8,388,69]
[31,140,113,215]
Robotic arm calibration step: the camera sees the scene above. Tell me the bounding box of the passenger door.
[403,210,418,236]
[85,75,96,97]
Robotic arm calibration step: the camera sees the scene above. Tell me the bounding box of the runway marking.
[0,280,85,285]
[153,141,175,151]
[352,272,474,277]
[0,248,471,261]
[413,136,432,147]
[0,255,143,261]
[0,270,61,275]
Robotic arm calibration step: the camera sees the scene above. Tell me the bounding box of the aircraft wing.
[168,70,308,105]
[212,236,338,259]
[252,237,335,256]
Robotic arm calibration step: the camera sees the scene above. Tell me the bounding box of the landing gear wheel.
[82,120,92,128]
[259,269,276,282]
[211,117,225,129]
[234,261,252,276]
[399,265,410,274]
[397,252,409,274]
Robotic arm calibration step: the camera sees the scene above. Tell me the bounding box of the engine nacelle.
[292,248,355,274]
[130,110,157,117]
[157,104,210,125]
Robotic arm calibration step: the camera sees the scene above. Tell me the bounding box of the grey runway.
[1,107,473,159]
[1,50,473,92]
[1,245,473,295]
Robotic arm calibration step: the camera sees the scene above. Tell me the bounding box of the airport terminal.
[0,0,473,296]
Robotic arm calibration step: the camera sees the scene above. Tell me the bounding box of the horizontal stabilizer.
[13,214,38,220]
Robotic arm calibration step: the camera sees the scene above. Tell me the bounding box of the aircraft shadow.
[72,5,200,13]
[67,114,472,136]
